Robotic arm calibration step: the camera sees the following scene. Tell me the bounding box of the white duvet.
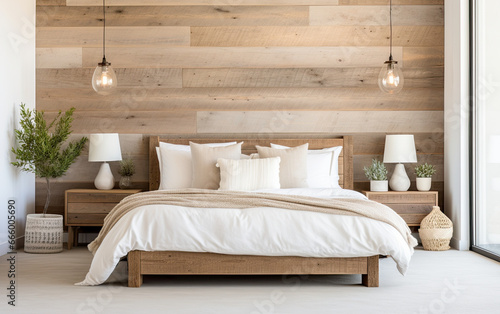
[76,188,415,286]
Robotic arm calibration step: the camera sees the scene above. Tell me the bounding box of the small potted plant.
[11,104,87,253]
[118,158,135,189]
[364,159,389,192]
[414,163,436,191]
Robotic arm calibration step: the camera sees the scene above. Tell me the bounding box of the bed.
[77,136,416,288]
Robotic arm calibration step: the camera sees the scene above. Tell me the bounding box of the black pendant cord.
[389,0,393,61]
[102,0,106,61]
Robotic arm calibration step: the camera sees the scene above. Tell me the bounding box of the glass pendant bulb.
[378,58,404,94]
[92,57,117,95]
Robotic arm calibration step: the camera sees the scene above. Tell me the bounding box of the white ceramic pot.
[24,214,63,254]
[416,177,432,191]
[370,180,388,192]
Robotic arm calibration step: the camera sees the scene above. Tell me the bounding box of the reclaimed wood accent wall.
[36,0,444,216]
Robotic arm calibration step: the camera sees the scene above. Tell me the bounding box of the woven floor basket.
[24,214,63,254]
[419,206,453,251]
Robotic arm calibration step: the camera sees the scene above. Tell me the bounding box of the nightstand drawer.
[67,202,116,214]
[67,214,107,225]
[366,193,436,204]
[362,191,438,227]
[67,192,131,203]
[385,204,434,226]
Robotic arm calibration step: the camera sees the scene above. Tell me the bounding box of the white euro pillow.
[217,157,281,191]
[157,141,237,190]
[256,144,309,189]
[270,143,342,189]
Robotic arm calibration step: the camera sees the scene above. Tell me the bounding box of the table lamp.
[89,133,122,190]
[383,134,417,191]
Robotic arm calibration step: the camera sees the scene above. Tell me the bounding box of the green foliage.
[118,158,135,177]
[364,159,388,181]
[11,104,88,215]
[414,163,436,178]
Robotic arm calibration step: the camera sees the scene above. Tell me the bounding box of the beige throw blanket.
[88,189,418,254]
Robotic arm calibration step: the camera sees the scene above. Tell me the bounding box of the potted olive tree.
[364,159,389,192]
[414,163,436,191]
[11,104,87,253]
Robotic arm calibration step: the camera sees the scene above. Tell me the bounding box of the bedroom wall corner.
[444,0,470,251]
[0,0,36,256]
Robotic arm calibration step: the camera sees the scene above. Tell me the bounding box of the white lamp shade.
[383,134,417,163]
[88,133,122,162]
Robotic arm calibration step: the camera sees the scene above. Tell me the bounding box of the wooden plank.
[182,67,443,88]
[343,135,354,190]
[339,0,443,4]
[36,205,64,216]
[67,213,108,224]
[41,111,197,134]
[139,251,369,275]
[36,48,82,69]
[81,47,405,68]
[37,68,183,89]
[363,191,438,204]
[404,47,444,67]
[355,154,444,181]
[197,111,444,134]
[353,133,444,155]
[387,204,434,214]
[191,26,444,47]
[68,0,339,5]
[70,133,150,156]
[66,190,142,202]
[67,202,117,213]
[36,181,148,208]
[310,5,444,26]
[37,0,66,5]
[47,155,149,182]
[37,26,190,48]
[37,87,443,112]
[37,6,309,27]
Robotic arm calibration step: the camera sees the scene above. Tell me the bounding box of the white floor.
[0,247,498,314]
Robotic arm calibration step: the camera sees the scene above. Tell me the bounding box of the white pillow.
[217,157,281,191]
[270,144,342,189]
[256,144,309,188]
[156,141,236,190]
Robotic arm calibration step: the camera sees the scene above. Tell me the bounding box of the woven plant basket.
[419,206,453,251]
[24,214,63,253]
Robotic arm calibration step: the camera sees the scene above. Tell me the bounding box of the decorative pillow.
[271,144,343,188]
[217,157,281,191]
[256,144,309,188]
[190,142,243,189]
[157,141,236,190]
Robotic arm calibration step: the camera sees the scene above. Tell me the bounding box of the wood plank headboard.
[149,136,353,191]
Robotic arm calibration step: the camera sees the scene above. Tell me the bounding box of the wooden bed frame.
[127,136,379,287]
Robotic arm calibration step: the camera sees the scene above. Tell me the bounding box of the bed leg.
[362,255,379,287]
[128,251,143,287]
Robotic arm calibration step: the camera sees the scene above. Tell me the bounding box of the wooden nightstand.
[362,191,438,227]
[65,189,142,249]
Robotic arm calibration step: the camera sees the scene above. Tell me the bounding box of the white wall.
[444,0,470,250]
[0,1,36,255]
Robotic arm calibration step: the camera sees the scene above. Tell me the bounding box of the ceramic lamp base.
[389,163,411,191]
[94,162,115,190]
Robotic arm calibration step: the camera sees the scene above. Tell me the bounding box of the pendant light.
[92,0,117,95]
[378,0,404,94]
